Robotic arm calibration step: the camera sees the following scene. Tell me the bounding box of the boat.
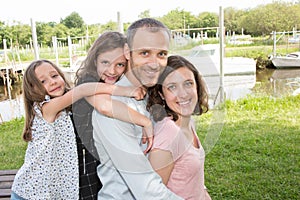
[270,52,300,69]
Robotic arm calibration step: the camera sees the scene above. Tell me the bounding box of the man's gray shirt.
[92,75,183,200]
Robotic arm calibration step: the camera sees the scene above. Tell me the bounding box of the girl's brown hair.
[74,31,127,84]
[22,59,71,141]
[147,55,209,122]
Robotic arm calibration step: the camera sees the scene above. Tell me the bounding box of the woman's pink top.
[152,117,206,200]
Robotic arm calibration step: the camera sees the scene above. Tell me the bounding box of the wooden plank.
[0,181,12,189]
[0,170,18,176]
[0,175,15,182]
[0,188,11,197]
[0,170,16,198]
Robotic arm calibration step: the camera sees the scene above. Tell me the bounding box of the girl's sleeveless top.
[12,102,79,199]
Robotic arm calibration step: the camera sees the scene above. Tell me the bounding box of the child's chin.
[105,80,117,85]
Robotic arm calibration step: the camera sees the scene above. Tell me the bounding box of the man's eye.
[141,51,149,56]
[159,52,168,57]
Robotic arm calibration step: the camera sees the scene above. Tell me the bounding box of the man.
[92,18,183,199]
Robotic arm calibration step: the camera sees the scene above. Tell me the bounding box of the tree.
[224,7,244,35]
[239,1,300,36]
[61,12,85,29]
[196,12,218,37]
[138,10,151,19]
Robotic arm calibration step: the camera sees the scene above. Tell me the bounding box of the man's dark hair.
[126,18,170,50]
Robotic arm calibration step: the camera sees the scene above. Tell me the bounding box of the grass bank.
[196,95,300,199]
[0,95,299,199]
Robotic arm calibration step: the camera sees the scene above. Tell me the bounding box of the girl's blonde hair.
[22,59,71,141]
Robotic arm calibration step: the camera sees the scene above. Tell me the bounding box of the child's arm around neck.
[85,87,153,153]
[41,82,117,122]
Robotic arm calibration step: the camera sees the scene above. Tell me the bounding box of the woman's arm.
[148,148,174,185]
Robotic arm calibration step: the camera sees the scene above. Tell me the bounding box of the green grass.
[196,95,300,199]
[0,117,26,169]
[0,95,299,199]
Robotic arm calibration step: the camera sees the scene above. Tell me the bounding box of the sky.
[0,0,296,25]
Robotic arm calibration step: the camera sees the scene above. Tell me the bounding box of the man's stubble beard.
[129,57,164,88]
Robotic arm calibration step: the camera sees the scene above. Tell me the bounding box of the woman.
[147,55,211,200]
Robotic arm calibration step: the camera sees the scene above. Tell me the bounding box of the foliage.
[240,1,300,36]
[138,10,151,19]
[1,2,300,50]
[60,12,85,29]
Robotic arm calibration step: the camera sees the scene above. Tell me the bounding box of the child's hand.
[131,86,146,100]
[142,121,153,154]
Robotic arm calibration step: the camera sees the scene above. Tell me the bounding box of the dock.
[0,64,26,86]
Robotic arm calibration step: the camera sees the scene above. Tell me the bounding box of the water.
[0,83,24,123]
[1,68,300,123]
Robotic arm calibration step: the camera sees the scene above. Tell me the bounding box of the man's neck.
[124,69,142,88]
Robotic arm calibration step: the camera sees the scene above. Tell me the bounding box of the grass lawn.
[196,95,300,199]
[0,95,299,199]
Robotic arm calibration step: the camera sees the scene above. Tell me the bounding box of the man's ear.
[124,43,130,60]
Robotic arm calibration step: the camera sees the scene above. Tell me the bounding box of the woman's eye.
[168,85,176,90]
[185,81,194,87]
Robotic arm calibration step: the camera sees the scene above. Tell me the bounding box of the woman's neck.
[175,116,191,130]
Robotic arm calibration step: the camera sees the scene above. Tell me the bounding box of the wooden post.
[68,36,72,67]
[30,18,39,60]
[3,39,8,63]
[273,31,276,57]
[52,36,59,66]
[219,6,225,103]
[117,12,124,34]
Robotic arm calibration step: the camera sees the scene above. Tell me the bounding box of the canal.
[0,68,300,123]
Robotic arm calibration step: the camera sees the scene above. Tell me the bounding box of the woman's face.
[162,67,198,118]
[96,47,127,84]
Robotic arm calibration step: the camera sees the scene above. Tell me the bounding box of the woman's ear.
[124,43,130,60]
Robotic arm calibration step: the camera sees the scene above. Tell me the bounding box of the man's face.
[129,28,169,87]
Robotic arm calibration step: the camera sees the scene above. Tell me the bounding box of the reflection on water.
[0,83,24,123]
[254,68,300,97]
[1,68,300,123]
